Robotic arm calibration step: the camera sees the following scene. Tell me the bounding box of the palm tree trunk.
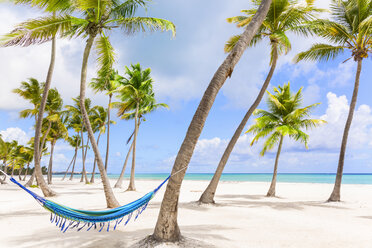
[104,94,112,172]
[69,147,78,181]
[199,44,278,204]
[33,35,57,197]
[23,162,30,181]
[328,59,362,202]
[114,140,134,188]
[90,133,101,183]
[18,166,22,181]
[11,163,15,177]
[80,131,89,184]
[25,170,35,187]
[127,103,139,191]
[267,135,284,197]
[79,34,119,208]
[62,152,77,181]
[47,139,56,184]
[151,0,272,242]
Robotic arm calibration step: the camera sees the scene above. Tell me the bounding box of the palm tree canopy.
[112,63,167,119]
[225,0,324,63]
[91,105,116,134]
[247,82,325,156]
[295,0,372,63]
[90,69,122,96]
[13,78,45,119]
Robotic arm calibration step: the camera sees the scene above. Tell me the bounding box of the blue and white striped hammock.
[2,170,170,233]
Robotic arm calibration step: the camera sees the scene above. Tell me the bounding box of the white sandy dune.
[1,178,372,248]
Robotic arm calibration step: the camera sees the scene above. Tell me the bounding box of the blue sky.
[1,0,372,174]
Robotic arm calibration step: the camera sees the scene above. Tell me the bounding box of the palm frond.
[294,43,346,62]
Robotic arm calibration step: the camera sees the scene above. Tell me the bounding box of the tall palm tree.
[248,82,324,196]
[151,0,272,242]
[90,106,114,183]
[113,63,160,191]
[295,0,372,202]
[199,0,323,204]
[113,85,168,189]
[90,70,122,172]
[1,0,73,196]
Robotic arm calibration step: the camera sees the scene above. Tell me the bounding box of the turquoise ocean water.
[94,173,372,185]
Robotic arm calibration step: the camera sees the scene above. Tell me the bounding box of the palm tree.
[46,115,69,184]
[1,0,73,197]
[12,78,44,121]
[247,82,324,196]
[90,106,115,183]
[62,135,81,181]
[65,97,94,184]
[3,0,175,207]
[151,0,272,242]
[295,0,372,202]
[90,70,122,172]
[199,0,323,204]
[20,143,34,181]
[113,85,168,189]
[113,63,160,191]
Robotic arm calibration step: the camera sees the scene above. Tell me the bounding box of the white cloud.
[307,92,372,150]
[0,127,30,145]
[0,7,113,110]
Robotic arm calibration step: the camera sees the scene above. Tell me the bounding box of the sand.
[1,177,372,248]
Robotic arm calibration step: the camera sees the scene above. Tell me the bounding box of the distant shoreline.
[52,172,372,184]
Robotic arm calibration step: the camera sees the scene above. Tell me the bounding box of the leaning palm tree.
[295,0,372,202]
[247,82,324,196]
[113,63,157,191]
[199,0,323,204]
[151,0,272,242]
[1,0,73,197]
[90,70,121,172]
[113,86,168,189]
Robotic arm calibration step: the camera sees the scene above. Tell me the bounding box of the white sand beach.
[1,178,372,248]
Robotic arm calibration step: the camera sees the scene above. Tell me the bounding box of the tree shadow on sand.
[7,224,230,248]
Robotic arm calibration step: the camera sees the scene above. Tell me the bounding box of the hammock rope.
[0,166,187,232]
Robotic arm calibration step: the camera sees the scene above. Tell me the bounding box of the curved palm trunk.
[328,59,362,202]
[23,162,30,181]
[11,163,15,177]
[79,34,119,208]
[104,94,112,172]
[62,150,77,180]
[33,35,57,197]
[47,139,56,184]
[151,0,272,242]
[267,135,284,197]
[114,140,134,188]
[90,133,101,183]
[18,166,22,181]
[127,103,139,191]
[69,147,78,180]
[199,44,278,204]
[80,131,89,184]
[25,170,35,187]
